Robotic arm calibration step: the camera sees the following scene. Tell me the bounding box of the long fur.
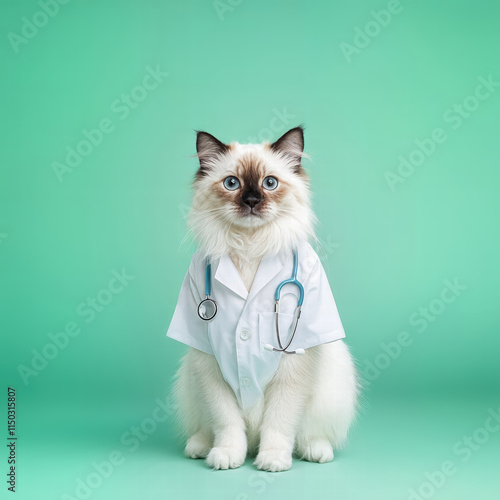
[172,128,359,471]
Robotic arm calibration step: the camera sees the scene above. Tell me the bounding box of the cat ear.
[196,131,229,175]
[270,126,305,168]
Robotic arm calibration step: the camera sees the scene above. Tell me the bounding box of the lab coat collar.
[247,252,286,304]
[214,251,286,301]
[214,255,249,300]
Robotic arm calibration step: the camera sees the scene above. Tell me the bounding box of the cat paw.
[185,433,212,459]
[206,446,246,470]
[254,449,292,472]
[299,440,334,463]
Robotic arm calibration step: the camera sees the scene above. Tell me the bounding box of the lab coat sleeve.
[166,262,214,355]
[294,254,346,349]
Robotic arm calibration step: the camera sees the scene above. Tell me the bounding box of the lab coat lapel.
[247,253,285,304]
[214,255,248,300]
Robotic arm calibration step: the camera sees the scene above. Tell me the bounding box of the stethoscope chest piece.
[198,296,217,321]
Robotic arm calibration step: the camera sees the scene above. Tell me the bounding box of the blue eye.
[223,176,240,190]
[263,176,278,190]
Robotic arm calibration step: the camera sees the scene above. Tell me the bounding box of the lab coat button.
[240,330,250,340]
[241,377,251,387]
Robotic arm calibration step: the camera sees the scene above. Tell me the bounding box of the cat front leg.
[255,354,314,472]
[192,350,247,470]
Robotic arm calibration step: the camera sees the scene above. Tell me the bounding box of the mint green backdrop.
[1,1,499,499]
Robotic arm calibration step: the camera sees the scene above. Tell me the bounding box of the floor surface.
[13,391,500,500]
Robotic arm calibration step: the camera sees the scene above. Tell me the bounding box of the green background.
[1,0,499,498]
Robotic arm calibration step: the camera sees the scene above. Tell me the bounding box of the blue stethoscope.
[197,251,305,355]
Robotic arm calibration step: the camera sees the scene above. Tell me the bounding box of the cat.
[168,126,359,472]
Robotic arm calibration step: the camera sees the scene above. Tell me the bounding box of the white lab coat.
[166,240,346,409]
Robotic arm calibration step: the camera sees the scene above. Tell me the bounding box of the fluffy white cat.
[170,127,359,472]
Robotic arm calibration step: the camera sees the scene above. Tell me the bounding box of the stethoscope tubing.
[274,252,304,306]
[199,250,305,354]
[205,261,212,296]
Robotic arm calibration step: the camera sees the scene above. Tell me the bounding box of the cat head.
[188,126,316,260]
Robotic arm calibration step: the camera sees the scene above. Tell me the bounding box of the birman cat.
[168,126,358,472]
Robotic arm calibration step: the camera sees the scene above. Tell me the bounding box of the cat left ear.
[270,126,305,171]
[195,131,229,176]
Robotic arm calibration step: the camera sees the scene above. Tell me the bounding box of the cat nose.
[242,190,263,208]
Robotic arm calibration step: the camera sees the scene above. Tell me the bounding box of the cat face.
[192,127,309,230]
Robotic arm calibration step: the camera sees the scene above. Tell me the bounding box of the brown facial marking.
[265,178,288,205]
[239,158,261,185]
[212,152,293,219]
[235,153,265,181]
[235,154,268,215]
[212,178,236,205]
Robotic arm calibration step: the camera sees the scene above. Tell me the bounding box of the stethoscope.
[197,251,305,355]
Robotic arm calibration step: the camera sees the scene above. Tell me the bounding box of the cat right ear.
[195,131,229,176]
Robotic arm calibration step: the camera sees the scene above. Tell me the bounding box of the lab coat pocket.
[258,311,296,354]
[256,311,294,388]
